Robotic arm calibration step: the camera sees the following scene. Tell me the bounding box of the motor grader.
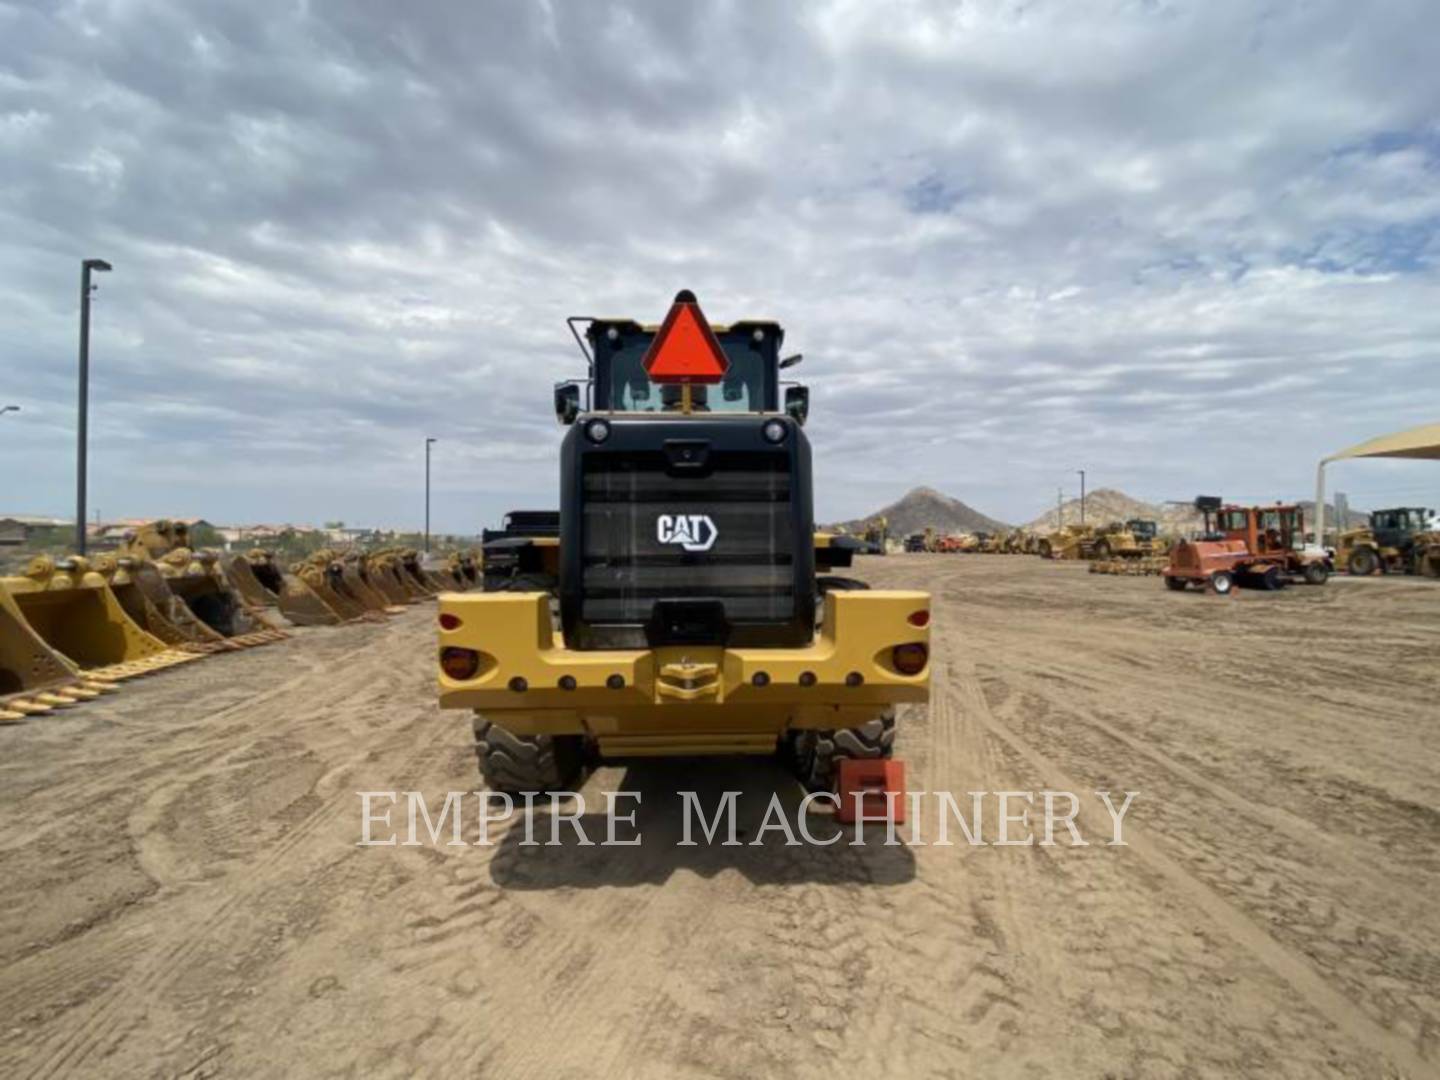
[1164,498,1330,594]
[1333,507,1440,577]
[437,291,930,793]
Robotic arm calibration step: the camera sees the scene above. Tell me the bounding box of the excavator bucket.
[222,552,280,610]
[337,553,402,614]
[152,548,288,648]
[0,556,201,684]
[364,553,416,606]
[90,554,232,654]
[353,554,410,610]
[383,549,438,598]
[292,558,374,622]
[0,580,120,721]
[118,523,289,646]
[239,549,345,627]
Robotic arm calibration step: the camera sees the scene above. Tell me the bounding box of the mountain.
[1021,487,1368,535]
[1021,488,1189,534]
[836,487,1009,538]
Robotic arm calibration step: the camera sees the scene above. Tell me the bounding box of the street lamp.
[1076,469,1086,528]
[77,258,112,555]
[424,437,437,553]
[0,405,19,417]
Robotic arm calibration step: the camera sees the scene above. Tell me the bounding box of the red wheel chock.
[836,758,907,825]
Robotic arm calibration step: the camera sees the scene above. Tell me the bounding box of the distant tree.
[190,523,224,549]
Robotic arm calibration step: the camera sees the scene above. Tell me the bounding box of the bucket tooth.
[34,692,77,707]
[1,709,27,723]
[7,698,53,715]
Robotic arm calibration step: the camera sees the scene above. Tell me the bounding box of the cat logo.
[656,513,718,553]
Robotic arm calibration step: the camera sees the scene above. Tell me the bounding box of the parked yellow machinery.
[1,576,118,720]
[236,549,351,626]
[1037,524,1095,560]
[1332,507,1440,577]
[0,555,200,684]
[438,291,929,794]
[92,553,235,653]
[118,522,286,647]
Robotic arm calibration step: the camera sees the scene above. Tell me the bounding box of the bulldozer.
[1087,519,1170,575]
[0,555,201,684]
[1333,507,1440,577]
[438,291,929,793]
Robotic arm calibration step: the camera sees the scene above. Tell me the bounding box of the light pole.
[1076,469,1086,528]
[0,405,19,418]
[77,258,112,555]
[424,437,437,553]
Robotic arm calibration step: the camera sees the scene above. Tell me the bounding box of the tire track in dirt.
[967,675,1427,1077]
[14,614,447,1078]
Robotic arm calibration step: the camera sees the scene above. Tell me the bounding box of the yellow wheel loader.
[438,291,930,793]
[1333,507,1440,577]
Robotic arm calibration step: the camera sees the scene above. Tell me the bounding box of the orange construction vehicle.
[1163,497,1331,594]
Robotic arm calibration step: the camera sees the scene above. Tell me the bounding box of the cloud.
[1,0,1438,530]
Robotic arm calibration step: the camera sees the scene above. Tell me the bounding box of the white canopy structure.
[1315,421,1440,542]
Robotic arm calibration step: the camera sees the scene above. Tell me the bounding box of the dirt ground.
[1,556,1437,1079]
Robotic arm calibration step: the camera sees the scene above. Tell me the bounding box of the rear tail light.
[907,609,930,628]
[440,647,481,680]
[438,612,461,631]
[892,643,928,676]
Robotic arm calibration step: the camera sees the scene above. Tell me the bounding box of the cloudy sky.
[2,0,1438,532]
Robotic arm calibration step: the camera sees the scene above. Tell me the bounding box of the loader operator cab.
[1370,507,1431,548]
[1125,519,1158,542]
[549,292,816,651]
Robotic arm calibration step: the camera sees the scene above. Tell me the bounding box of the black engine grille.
[580,450,794,627]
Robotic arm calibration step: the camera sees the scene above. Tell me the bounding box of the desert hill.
[836,486,1009,537]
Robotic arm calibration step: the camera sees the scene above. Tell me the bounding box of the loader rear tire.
[789,710,896,792]
[1347,547,1378,577]
[1303,563,1330,586]
[473,716,585,794]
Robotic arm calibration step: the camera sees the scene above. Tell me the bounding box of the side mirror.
[784,384,809,425]
[779,353,804,370]
[553,382,581,425]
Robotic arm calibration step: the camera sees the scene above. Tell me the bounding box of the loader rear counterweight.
[437,292,931,795]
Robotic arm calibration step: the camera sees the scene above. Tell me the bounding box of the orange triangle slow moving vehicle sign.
[642,290,730,385]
